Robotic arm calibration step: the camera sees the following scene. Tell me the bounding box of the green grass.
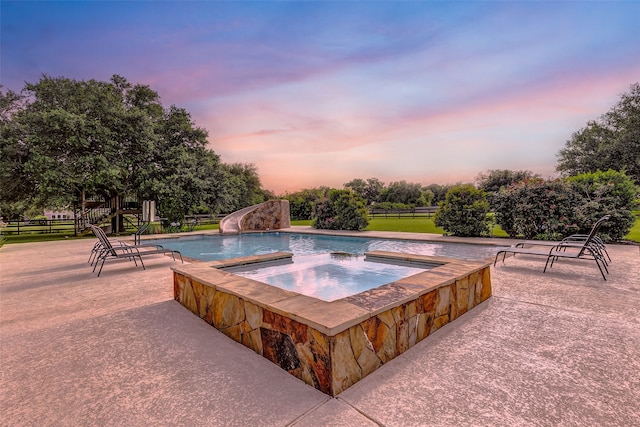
[367,217,444,233]
[2,233,85,244]
[624,210,640,242]
[293,217,510,237]
[0,222,220,245]
[191,223,220,231]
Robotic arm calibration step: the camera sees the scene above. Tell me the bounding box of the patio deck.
[1,229,639,426]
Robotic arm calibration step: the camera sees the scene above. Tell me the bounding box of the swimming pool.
[222,252,440,301]
[147,232,504,262]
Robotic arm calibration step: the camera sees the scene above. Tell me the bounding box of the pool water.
[151,233,501,301]
[147,232,503,261]
[222,253,436,302]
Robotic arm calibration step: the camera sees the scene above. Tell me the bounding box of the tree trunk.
[110,195,125,235]
[81,188,86,231]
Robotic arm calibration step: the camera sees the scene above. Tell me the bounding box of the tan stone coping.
[172,251,491,336]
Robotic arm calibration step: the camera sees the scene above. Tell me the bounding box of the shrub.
[313,189,369,231]
[567,169,638,241]
[493,171,638,241]
[493,179,578,240]
[288,195,314,220]
[434,185,489,237]
[284,187,329,220]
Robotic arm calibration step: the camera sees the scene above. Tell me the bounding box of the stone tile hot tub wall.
[172,251,492,396]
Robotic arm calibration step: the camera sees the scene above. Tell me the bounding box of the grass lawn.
[1,233,85,244]
[367,217,444,233]
[192,223,220,231]
[293,217,638,241]
[293,218,510,237]
[625,210,640,242]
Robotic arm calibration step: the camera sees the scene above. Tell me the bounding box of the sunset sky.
[2,1,639,194]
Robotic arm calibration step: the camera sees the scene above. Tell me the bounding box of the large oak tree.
[0,75,260,229]
[557,83,640,184]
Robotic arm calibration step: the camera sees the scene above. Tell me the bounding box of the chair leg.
[595,258,607,281]
[97,258,106,277]
[88,243,99,263]
[93,254,103,272]
[129,251,139,267]
[600,256,609,274]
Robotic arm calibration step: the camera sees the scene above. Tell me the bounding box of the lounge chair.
[494,217,609,280]
[514,215,611,264]
[88,225,166,265]
[90,225,183,276]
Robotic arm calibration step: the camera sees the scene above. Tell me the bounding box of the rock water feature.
[172,250,492,396]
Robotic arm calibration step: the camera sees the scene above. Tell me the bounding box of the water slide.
[219,205,260,234]
[219,200,291,234]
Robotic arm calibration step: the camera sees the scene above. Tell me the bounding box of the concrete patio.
[1,229,639,426]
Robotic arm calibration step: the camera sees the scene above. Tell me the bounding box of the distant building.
[43,209,74,220]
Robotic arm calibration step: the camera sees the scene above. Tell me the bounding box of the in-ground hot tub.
[222,252,442,302]
[172,250,492,396]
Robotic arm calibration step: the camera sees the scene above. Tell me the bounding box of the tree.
[417,189,434,207]
[139,104,231,221]
[2,75,233,229]
[283,187,330,220]
[434,184,489,237]
[19,76,129,211]
[344,177,384,205]
[423,183,451,205]
[476,169,539,194]
[557,83,640,183]
[17,75,177,231]
[343,178,367,199]
[313,189,369,231]
[378,180,424,206]
[224,163,267,212]
[0,87,31,219]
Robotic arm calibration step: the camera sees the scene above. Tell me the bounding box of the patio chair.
[88,225,166,265]
[514,215,611,264]
[494,217,609,281]
[90,225,183,277]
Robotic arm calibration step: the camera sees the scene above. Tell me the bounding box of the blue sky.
[2,1,639,193]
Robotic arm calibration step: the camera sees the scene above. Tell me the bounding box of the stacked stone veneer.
[240,200,290,231]
[172,251,492,396]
